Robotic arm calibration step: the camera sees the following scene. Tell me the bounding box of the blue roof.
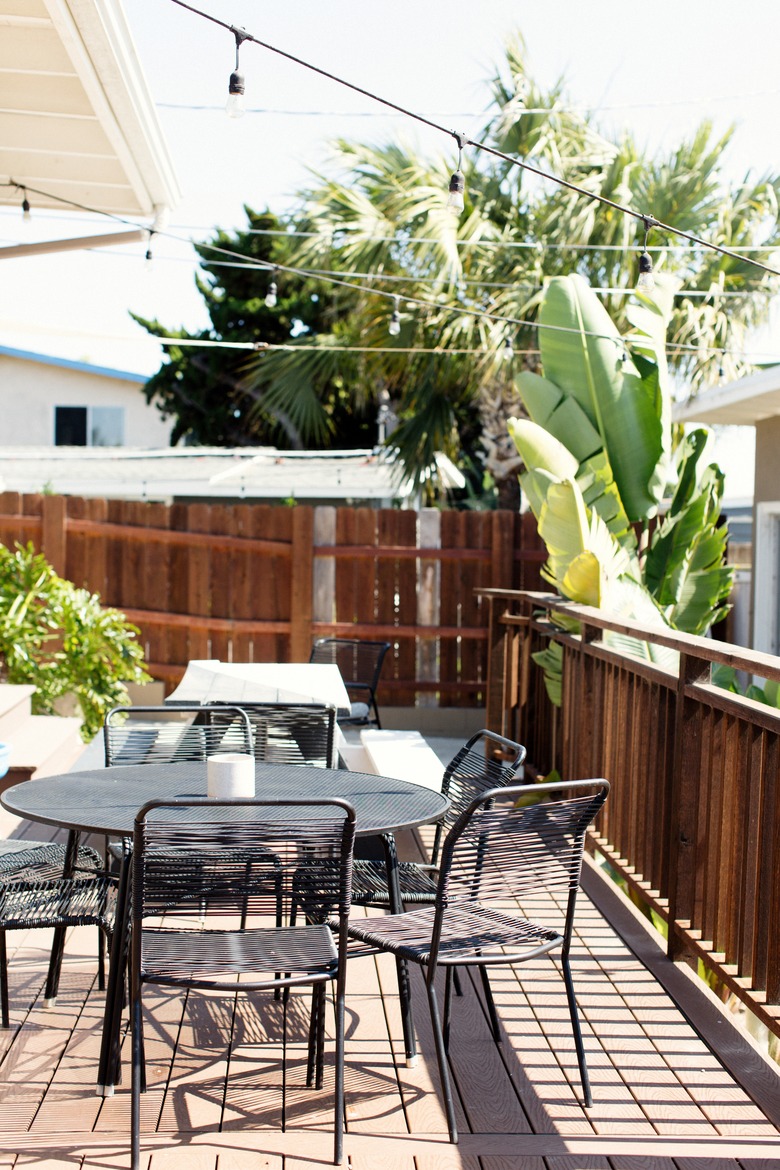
[0,345,146,384]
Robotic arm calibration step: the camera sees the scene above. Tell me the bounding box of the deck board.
[0,836,779,1167]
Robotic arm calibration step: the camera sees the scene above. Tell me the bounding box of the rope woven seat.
[130,797,356,1169]
[0,838,116,1027]
[342,778,610,1146]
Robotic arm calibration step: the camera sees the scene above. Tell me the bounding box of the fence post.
[41,494,67,577]
[290,505,314,662]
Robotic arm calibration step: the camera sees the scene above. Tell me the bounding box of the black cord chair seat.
[343,902,562,964]
[351,859,438,905]
[140,923,338,989]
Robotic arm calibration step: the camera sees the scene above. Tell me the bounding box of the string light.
[165,0,780,280]
[20,188,31,222]
[447,132,467,217]
[2,177,775,367]
[637,217,657,292]
[264,268,279,307]
[503,335,514,362]
[144,231,155,269]
[388,296,401,336]
[226,27,249,118]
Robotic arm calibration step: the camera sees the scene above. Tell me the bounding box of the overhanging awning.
[0,0,179,219]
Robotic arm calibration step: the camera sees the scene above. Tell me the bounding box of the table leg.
[380,833,417,1067]
[96,848,132,1096]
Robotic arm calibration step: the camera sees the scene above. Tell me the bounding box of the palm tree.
[214,38,780,501]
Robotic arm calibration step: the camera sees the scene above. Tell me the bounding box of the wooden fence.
[481,587,780,1040]
[0,492,545,706]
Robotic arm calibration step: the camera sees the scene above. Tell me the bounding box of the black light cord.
[168,0,780,279]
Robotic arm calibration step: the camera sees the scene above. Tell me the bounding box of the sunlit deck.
[1,800,779,1169]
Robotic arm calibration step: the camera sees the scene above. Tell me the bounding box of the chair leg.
[561,951,592,1108]
[381,833,417,1066]
[334,978,346,1164]
[443,967,454,1052]
[306,984,319,1088]
[425,978,458,1143]
[478,964,502,1044]
[43,925,67,1006]
[316,982,327,1091]
[130,991,143,1170]
[0,931,9,1028]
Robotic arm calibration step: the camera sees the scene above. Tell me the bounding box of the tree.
[244,35,779,503]
[132,208,376,449]
[135,38,780,504]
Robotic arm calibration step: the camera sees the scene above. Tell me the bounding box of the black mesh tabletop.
[1,763,449,839]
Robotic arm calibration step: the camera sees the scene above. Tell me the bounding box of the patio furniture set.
[0,637,608,1167]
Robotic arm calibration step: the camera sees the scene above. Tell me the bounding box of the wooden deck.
[2,819,780,1168]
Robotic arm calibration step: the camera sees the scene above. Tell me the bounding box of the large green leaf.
[537,274,667,520]
[515,370,602,463]
[507,416,579,480]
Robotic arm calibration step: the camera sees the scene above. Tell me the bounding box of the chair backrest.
[104,705,252,767]
[309,638,390,695]
[208,702,336,768]
[132,798,356,940]
[430,729,527,866]
[434,779,609,950]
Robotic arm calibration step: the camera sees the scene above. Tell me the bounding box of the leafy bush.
[0,543,150,740]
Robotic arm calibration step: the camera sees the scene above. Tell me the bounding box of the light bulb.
[388,299,401,336]
[226,71,246,118]
[503,336,514,362]
[144,247,154,271]
[21,195,31,222]
[637,250,654,292]
[265,280,278,308]
[447,170,465,216]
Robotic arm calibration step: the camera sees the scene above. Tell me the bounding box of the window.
[54,406,124,447]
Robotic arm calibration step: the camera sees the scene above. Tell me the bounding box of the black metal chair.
[343,778,610,1143]
[103,704,253,859]
[208,701,337,768]
[129,797,356,1168]
[0,836,116,1027]
[308,638,390,728]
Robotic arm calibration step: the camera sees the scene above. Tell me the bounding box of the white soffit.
[0,0,179,217]
[673,365,780,427]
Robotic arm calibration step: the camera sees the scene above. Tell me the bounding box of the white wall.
[0,353,172,447]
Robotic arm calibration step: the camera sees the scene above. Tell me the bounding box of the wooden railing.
[0,492,546,706]
[481,587,780,1039]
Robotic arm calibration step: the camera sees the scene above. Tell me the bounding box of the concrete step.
[2,715,86,791]
[0,684,35,740]
[360,729,445,791]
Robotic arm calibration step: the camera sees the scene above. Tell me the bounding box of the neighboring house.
[675,364,780,654]
[0,345,172,447]
[0,446,465,507]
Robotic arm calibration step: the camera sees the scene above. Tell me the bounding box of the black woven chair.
[350,729,526,911]
[208,701,337,768]
[0,836,116,1027]
[343,778,609,1143]
[308,638,390,728]
[130,797,356,1168]
[103,704,253,859]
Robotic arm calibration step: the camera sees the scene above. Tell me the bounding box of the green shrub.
[0,542,150,741]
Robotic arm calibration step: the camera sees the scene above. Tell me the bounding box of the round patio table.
[2,761,448,1090]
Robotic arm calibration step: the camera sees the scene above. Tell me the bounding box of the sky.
[1,0,779,493]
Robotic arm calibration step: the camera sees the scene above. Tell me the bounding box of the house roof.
[673,364,780,426]
[0,0,179,218]
[0,343,145,382]
[0,447,466,504]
